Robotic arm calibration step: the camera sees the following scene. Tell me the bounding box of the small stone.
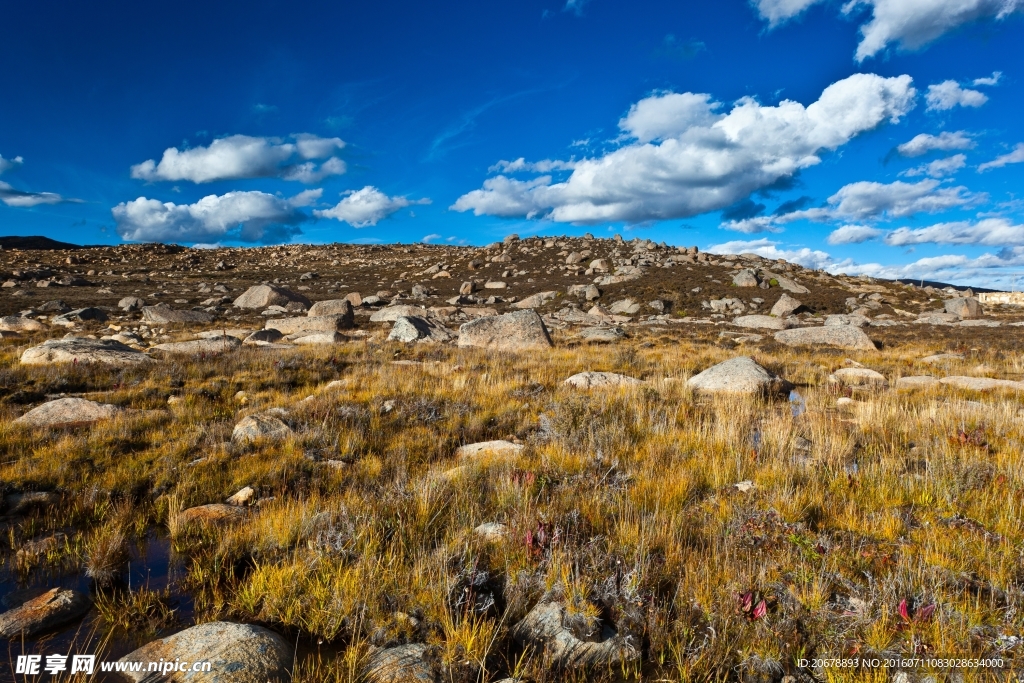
[226,486,256,506]
[232,414,294,445]
[734,480,754,493]
[564,371,645,388]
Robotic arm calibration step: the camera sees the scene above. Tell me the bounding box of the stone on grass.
[370,305,432,323]
[831,367,889,389]
[732,269,759,287]
[455,440,524,460]
[511,602,640,672]
[244,329,284,345]
[266,313,353,335]
[774,326,876,351]
[474,522,508,542]
[564,371,645,389]
[52,307,107,325]
[732,315,791,330]
[388,316,455,343]
[608,298,640,315]
[308,299,355,318]
[0,588,91,638]
[944,297,982,319]
[293,331,345,345]
[234,284,311,310]
[152,335,242,355]
[178,504,248,526]
[21,337,154,366]
[142,305,215,324]
[770,294,802,318]
[0,316,46,332]
[118,621,293,683]
[512,291,558,309]
[686,356,791,396]
[580,327,625,343]
[16,397,122,427]
[232,414,293,445]
[939,376,1024,392]
[896,376,939,390]
[825,314,870,328]
[118,296,145,311]
[363,643,435,683]
[457,309,553,351]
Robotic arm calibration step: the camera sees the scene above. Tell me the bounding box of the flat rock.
[732,315,791,330]
[307,299,355,318]
[363,643,435,683]
[21,337,154,366]
[831,367,888,389]
[579,326,625,343]
[608,298,640,314]
[16,397,123,427]
[939,376,1024,392]
[0,316,45,332]
[896,376,939,390]
[198,329,253,340]
[0,588,91,638]
[142,305,215,324]
[455,440,524,460]
[118,621,293,683]
[266,313,353,335]
[825,314,870,327]
[457,309,553,351]
[370,305,432,323]
[512,291,558,309]
[915,312,960,325]
[770,294,802,318]
[178,504,248,525]
[686,356,791,396]
[959,319,1001,327]
[511,601,640,671]
[774,326,876,351]
[293,331,345,344]
[388,316,455,343]
[232,414,294,445]
[52,307,107,325]
[244,329,284,345]
[152,335,242,355]
[763,272,809,294]
[234,284,311,310]
[564,371,645,388]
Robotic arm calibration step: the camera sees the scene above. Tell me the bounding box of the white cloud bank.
[896,130,974,157]
[113,190,314,243]
[454,73,916,225]
[315,186,430,228]
[978,143,1024,171]
[885,218,1024,246]
[131,134,346,184]
[752,0,1023,61]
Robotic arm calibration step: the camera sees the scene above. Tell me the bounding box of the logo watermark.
[15,655,212,676]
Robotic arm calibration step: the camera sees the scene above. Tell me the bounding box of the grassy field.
[2,328,1022,682]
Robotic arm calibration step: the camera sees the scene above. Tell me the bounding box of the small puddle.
[789,390,806,418]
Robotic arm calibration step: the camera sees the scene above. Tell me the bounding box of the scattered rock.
[944,297,982,319]
[732,269,759,287]
[686,356,791,396]
[579,326,625,343]
[266,313,353,335]
[513,291,558,309]
[152,335,242,355]
[307,299,356,319]
[21,337,154,366]
[608,298,640,315]
[939,376,1024,392]
[455,440,524,460]
[770,294,802,317]
[563,371,645,389]
[825,314,870,327]
[457,309,553,351]
[118,621,293,683]
[388,316,455,343]
[52,307,108,325]
[370,305,432,323]
[234,284,311,310]
[896,376,939,390]
[732,315,792,330]
[511,602,640,672]
[118,296,145,311]
[831,367,889,389]
[142,304,215,324]
[293,331,345,344]
[16,397,123,427]
[0,588,91,638]
[363,643,435,683]
[0,316,46,332]
[232,414,294,445]
[773,326,876,351]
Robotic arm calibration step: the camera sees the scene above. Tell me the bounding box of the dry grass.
[2,329,1023,681]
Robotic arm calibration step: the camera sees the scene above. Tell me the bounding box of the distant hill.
[0,235,84,250]
[894,278,1002,293]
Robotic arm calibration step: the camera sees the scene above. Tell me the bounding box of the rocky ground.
[1,235,1023,682]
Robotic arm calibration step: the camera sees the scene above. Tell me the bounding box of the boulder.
[512,291,558,309]
[0,588,91,638]
[293,331,345,345]
[773,326,876,351]
[457,310,553,351]
[763,272,809,294]
[226,486,255,506]
[825,314,870,328]
[938,376,1024,392]
[52,307,107,325]
[474,522,508,542]
[831,367,889,389]
[16,397,123,427]
[244,329,284,345]
[118,296,145,311]
[944,297,982,319]
[455,440,524,460]
[152,335,242,355]
[363,643,435,683]
[178,504,248,526]
[307,299,356,319]
[118,621,293,683]
[0,316,45,332]
[232,414,293,445]
[233,284,311,310]
[21,337,154,366]
[732,315,791,330]
[896,376,939,390]
[580,327,625,343]
[142,305,215,324]
[770,294,802,318]
[511,602,640,672]
[564,371,646,389]
[370,305,432,323]
[608,298,640,315]
[3,491,61,515]
[686,356,791,396]
[266,314,353,335]
[388,316,454,343]
[732,269,759,287]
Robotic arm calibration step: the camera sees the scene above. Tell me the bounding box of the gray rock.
[152,335,242,355]
[0,316,46,332]
[118,621,293,683]
[944,297,982,319]
[770,294,802,318]
[244,329,284,345]
[774,326,876,351]
[763,272,810,294]
[363,643,435,683]
[142,305,215,324]
[233,284,311,310]
[580,326,625,343]
[52,307,107,325]
[457,309,553,351]
[732,315,791,330]
[370,305,432,323]
[0,588,91,638]
[21,337,154,366]
[831,367,889,389]
[292,331,345,345]
[118,296,146,311]
[825,314,870,327]
[455,440,524,460]
[37,300,70,313]
[16,397,122,427]
[512,291,558,309]
[938,376,1024,392]
[388,316,455,343]
[896,376,939,390]
[732,269,759,287]
[564,371,646,388]
[308,299,356,318]
[608,298,640,315]
[232,414,294,445]
[686,356,791,396]
[266,313,353,335]
[511,602,640,671]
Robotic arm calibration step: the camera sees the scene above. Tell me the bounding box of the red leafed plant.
[738,590,768,621]
[950,426,988,450]
[897,598,936,624]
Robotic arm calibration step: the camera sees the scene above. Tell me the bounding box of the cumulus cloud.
[901,153,967,178]
[454,73,916,225]
[978,142,1024,171]
[707,238,837,270]
[885,217,1024,246]
[751,0,824,26]
[925,80,989,111]
[113,190,310,244]
[314,186,430,228]
[131,134,346,184]
[896,130,974,157]
[794,179,982,221]
[827,224,884,244]
[0,154,24,175]
[973,71,1004,86]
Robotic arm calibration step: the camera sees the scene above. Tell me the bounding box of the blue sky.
[1,0,1023,287]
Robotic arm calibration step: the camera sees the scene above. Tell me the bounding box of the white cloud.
[896,130,974,157]
[885,217,1024,246]
[827,224,884,244]
[751,0,824,26]
[794,179,982,221]
[488,158,578,173]
[973,70,1004,86]
[707,238,837,270]
[901,153,967,178]
[0,181,69,208]
[314,186,430,227]
[421,233,442,243]
[978,142,1024,171]
[131,134,346,183]
[0,154,24,175]
[719,216,784,234]
[112,190,309,243]
[454,73,916,225]
[925,80,988,111]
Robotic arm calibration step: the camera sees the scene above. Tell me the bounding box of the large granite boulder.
[265,314,353,335]
[16,397,123,427]
[773,326,876,351]
[142,304,215,324]
[686,356,791,396]
[233,285,311,310]
[21,337,154,366]
[457,310,553,351]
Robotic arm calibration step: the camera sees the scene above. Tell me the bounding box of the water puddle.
[789,390,806,418]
